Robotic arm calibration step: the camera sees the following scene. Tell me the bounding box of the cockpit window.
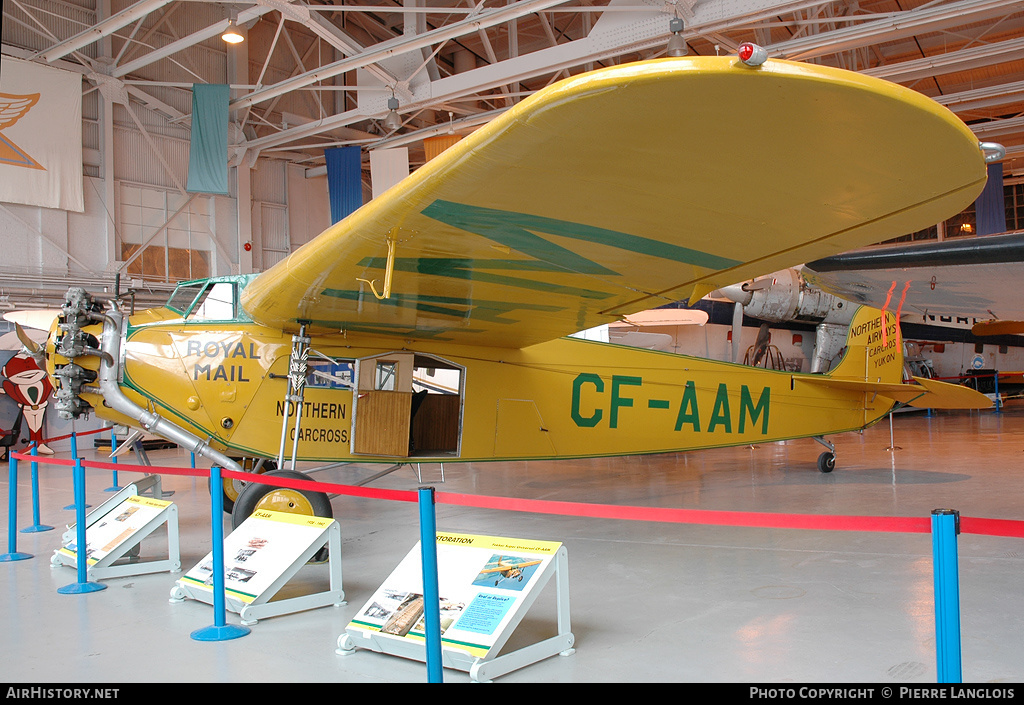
[166,283,204,314]
[187,282,236,321]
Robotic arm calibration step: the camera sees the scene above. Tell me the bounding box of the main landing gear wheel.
[209,459,276,513]
[817,452,836,473]
[231,470,333,563]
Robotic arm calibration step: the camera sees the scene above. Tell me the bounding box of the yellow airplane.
[26,50,995,526]
[477,557,544,586]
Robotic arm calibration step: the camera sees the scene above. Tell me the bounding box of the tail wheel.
[817,452,836,473]
[231,470,333,563]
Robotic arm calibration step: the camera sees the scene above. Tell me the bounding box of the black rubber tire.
[231,469,332,528]
[231,470,333,562]
[207,458,276,513]
[817,452,836,473]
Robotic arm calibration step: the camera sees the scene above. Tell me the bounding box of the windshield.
[166,283,204,313]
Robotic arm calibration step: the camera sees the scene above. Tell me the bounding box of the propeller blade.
[15,322,41,355]
[4,311,54,367]
[3,309,58,332]
[14,322,47,369]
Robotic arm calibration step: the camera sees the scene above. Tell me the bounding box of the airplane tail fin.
[801,306,991,409]
[828,306,903,384]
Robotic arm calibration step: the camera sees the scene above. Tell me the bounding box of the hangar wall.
[0,126,331,300]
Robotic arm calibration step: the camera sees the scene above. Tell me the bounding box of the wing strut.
[276,324,311,469]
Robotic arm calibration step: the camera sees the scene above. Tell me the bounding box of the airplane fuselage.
[48,291,899,467]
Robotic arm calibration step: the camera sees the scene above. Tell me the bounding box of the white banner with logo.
[0,57,84,212]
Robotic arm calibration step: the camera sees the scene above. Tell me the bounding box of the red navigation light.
[738,42,767,66]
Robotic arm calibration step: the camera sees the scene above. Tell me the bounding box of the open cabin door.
[352,353,463,458]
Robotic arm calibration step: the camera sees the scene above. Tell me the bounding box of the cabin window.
[375,361,398,391]
[187,282,236,321]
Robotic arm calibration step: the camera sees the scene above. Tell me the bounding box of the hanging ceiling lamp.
[222,16,244,44]
[666,17,687,57]
[383,93,402,131]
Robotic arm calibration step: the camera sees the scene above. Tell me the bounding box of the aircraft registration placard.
[178,509,333,604]
[59,495,172,565]
[346,532,562,659]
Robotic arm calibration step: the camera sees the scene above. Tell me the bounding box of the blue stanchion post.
[932,508,962,683]
[418,486,443,683]
[22,443,52,533]
[57,458,106,594]
[63,433,89,511]
[1,455,32,562]
[104,429,122,492]
[191,466,250,642]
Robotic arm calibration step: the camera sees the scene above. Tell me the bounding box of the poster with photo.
[59,495,172,565]
[347,532,562,659]
[178,510,333,604]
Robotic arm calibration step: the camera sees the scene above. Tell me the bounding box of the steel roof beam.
[228,0,587,112]
[112,4,275,78]
[243,0,833,151]
[770,0,1021,61]
[861,36,1024,83]
[935,80,1024,113]
[35,0,176,63]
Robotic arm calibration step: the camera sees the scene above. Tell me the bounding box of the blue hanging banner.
[186,84,230,195]
[325,146,363,224]
[975,161,1006,236]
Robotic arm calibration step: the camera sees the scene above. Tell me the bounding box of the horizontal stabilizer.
[904,376,993,409]
[794,375,992,409]
[794,376,924,403]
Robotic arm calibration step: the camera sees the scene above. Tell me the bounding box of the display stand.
[339,532,574,683]
[170,509,344,625]
[50,477,180,581]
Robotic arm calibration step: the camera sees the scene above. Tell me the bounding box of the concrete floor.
[2,402,1023,684]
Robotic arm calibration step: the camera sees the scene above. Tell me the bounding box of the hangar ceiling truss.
[3,0,1022,172]
[0,0,1022,308]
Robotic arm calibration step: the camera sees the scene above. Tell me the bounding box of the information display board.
[51,483,180,581]
[59,495,172,565]
[172,509,344,624]
[341,532,573,681]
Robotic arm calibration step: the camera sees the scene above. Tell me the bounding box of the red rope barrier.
[86,459,207,479]
[434,490,933,533]
[37,427,108,444]
[961,517,1024,539]
[220,468,418,504]
[10,452,76,466]
[10,452,1024,539]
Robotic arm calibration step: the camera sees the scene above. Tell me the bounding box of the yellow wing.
[240,56,987,348]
